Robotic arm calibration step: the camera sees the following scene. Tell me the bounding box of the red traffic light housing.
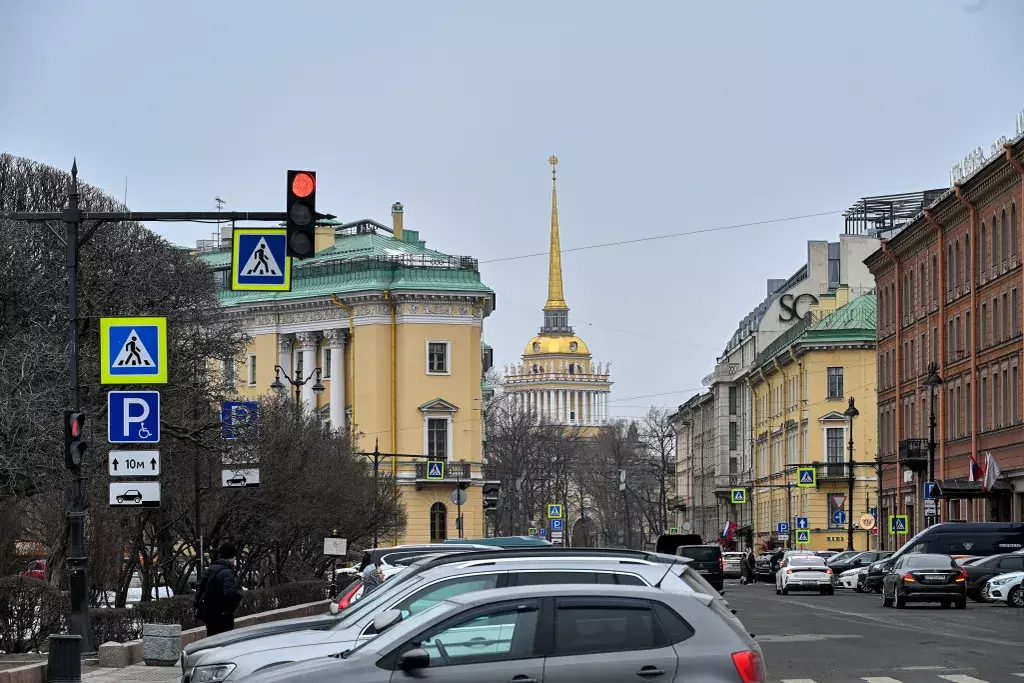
[64,411,87,469]
[287,170,317,259]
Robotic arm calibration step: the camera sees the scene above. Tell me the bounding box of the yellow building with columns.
[748,287,878,552]
[503,156,613,426]
[198,206,495,545]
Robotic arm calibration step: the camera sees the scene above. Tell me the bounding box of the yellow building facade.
[749,288,878,551]
[200,206,495,545]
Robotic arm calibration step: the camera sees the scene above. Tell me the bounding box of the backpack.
[194,565,220,623]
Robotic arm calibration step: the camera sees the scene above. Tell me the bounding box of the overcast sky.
[3,0,1022,419]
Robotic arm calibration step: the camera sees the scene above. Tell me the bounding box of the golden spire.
[545,155,568,310]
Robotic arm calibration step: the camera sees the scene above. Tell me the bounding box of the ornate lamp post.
[923,363,944,527]
[271,365,325,408]
[844,397,859,551]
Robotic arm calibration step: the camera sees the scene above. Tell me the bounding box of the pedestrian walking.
[744,549,757,584]
[195,542,242,636]
[361,558,386,597]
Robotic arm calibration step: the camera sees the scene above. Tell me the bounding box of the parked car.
[776,555,833,595]
[676,545,724,590]
[961,553,1024,602]
[881,553,967,609]
[723,552,746,579]
[982,570,1024,606]
[754,553,775,581]
[355,543,493,571]
[828,551,891,587]
[19,559,45,580]
[234,584,765,683]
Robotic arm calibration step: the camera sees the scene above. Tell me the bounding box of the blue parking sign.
[551,519,564,531]
[221,401,258,439]
[538,528,547,537]
[108,391,160,444]
[777,522,789,535]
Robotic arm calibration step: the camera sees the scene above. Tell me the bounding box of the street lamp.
[271,365,325,407]
[923,363,944,527]
[843,397,859,551]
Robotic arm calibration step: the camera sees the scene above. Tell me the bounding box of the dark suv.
[676,544,724,590]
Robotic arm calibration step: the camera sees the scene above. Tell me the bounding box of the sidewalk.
[82,664,179,682]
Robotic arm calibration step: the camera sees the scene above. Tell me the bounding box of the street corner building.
[502,155,613,430]
[749,289,878,551]
[195,203,496,544]
[865,134,1024,546]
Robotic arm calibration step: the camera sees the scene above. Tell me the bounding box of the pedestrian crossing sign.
[796,466,816,487]
[731,488,746,504]
[231,227,292,292]
[547,504,563,519]
[795,529,810,544]
[669,527,679,534]
[528,527,538,536]
[100,317,168,385]
[890,515,909,534]
[426,461,445,480]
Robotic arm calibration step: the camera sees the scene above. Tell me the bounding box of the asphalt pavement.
[726,579,1024,683]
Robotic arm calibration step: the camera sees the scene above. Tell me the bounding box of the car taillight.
[732,650,764,683]
[825,568,832,574]
[338,582,362,610]
[902,574,915,582]
[785,569,793,574]
[721,557,726,570]
[956,568,967,582]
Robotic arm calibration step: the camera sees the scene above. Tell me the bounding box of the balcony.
[898,438,929,473]
[817,462,850,480]
[713,473,746,499]
[414,462,472,488]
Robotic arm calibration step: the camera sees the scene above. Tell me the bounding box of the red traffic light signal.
[64,411,87,469]
[291,172,316,198]
[287,170,317,259]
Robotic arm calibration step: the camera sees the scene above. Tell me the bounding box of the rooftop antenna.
[214,196,226,242]
[123,177,128,210]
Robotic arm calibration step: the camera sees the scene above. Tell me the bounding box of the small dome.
[524,335,590,356]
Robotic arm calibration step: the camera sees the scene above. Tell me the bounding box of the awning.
[935,478,1013,498]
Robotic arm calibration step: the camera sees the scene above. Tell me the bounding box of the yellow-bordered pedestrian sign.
[231,227,292,292]
[890,515,909,534]
[795,529,810,544]
[796,466,816,487]
[669,527,679,534]
[100,317,168,385]
[426,461,445,480]
[730,488,746,504]
[527,527,538,536]
[547,504,563,519]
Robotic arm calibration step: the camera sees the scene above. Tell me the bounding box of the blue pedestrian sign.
[528,527,538,536]
[731,488,747,504]
[221,401,258,439]
[538,528,547,537]
[796,467,816,487]
[795,517,809,530]
[426,461,445,480]
[551,519,564,531]
[231,228,292,292]
[547,504,563,519]
[832,510,847,526]
[100,317,168,384]
[777,522,789,535]
[108,391,160,444]
[923,481,938,499]
[795,529,810,544]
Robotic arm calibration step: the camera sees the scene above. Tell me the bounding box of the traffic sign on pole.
[832,510,847,526]
[538,528,547,537]
[231,227,292,291]
[547,504,563,519]
[923,481,938,499]
[796,467,816,487]
[551,519,564,531]
[830,494,846,510]
[890,515,909,534]
[777,522,789,535]
[795,517,809,529]
[222,469,260,488]
[323,537,348,557]
[731,489,746,504]
[222,401,259,439]
[859,514,876,530]
[426,461,445,479]
[795,529,810,544]
[109,482,161,507]
[528,527,538,536]
[100,317,168,384]
[109,450,160,477]
[108,391,161,444]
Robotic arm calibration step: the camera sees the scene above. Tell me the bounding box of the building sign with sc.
[779,293,820,322]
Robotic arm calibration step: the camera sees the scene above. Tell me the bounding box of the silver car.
[233,584,764,683]
[182,553,736,683]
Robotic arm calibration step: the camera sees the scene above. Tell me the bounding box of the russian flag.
[968,453,984,482]
[723,520,738,538]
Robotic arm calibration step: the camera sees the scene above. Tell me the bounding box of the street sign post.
[830,494,847,510]
[795,529,810,544]
[547,504,563,519]
[221,469,260,488]
[730,488,746,504]
[108,451,160,477]
[832,510,847,526]
[99,317,168,384]
[890,515,909,534]
[221,401,259,439]
[669,527,679,534]
[323,537,349,557]
[538,528,547,537]
[796,467,816,487]
[108,391,160,444]
[551,519,564,531]
[924,499,938,516]
[795,517,809,529]
[923,481,938,499]
[528,527,538,536]
[426,461,445,480]
[859,514,876,530]
[777,522,789,535]
[109,482,161,508]
[231,227,292,291]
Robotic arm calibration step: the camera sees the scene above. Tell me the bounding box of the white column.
[278,334,293,380]
[325,329,346,432]
[603,392,609,422]
[548,390,554,422]
[296,332,319,413]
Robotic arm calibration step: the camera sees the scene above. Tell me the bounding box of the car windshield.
[678,547,719,561]
[789,557,826,567]
[905,554,956,569]
[342,600,458,659]
[330,574,426,630]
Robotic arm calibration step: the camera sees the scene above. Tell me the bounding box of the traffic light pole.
[1,161,336,654]
[357,440,447,547]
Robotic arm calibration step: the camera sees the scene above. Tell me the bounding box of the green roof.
[199,224,493,306]
[803,294,876,343]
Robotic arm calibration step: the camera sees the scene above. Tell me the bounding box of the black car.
[865,522,1024,592]
[881,553,967,609]
[754,552,775,580]
[676,544,724,590]
[962,552,1024,601]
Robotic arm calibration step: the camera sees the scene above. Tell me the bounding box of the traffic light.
[483,481,500,511]
[64,411,87,469]
[286,170,317,259]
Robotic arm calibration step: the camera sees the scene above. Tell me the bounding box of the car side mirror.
[373,609,404,634]
[399,648,430,671]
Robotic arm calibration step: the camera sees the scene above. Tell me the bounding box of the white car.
[837,567,863,590]
[776,554,834,595]
[982,570,1024,607]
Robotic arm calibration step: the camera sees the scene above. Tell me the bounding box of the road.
[725,579,1024,683]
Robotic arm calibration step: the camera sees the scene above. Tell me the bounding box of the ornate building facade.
[198,205,495,545]
[503,157,613,426]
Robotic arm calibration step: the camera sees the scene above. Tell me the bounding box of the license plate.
[698,570,710,574]
[924,574,943,581]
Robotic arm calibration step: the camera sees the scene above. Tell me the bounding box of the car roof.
[404,547,693,572]
[416,555,674,578]
[446,582,712,607]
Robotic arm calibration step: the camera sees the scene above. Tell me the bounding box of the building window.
[1002,209,1009,265]
[322,347,332,379]
[1012,204,1018,259]
[430,502,448,543]
[980,374,988,431]
[1002,367,1009,428]
[1012,360,1020,424]
[826,426,844,479]
[965,313,971,353]
[729,386,738,415]
[947,243,953,292]
[966,375,972,433]
[955,315,962,356]
[931,255,938,303]
[992,213,999,269]
[222,359,235,388]
[729,422,738,451]
[1013,289,1019,336]
[827,367,843,399]
[426,341,450,374]
[954,239,961,290]
[981,303,987,347]
[827,242,840,289]
[295,350,304,378]
[1003,293,1010,342]
[247,354,256,386]
[427,417,448,459]
[964,234,971,285]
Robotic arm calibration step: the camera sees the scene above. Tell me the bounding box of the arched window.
[919,263,925,306]
[954,240,960,290]
[947,243,954,292]
[909,270,915,312]
[964,233,970,285]
[430,502,448,543]
[1012,203,1019,258]
[980,220,987,276]
[931,254,938,304]
[1002,208,1009,266]
[992,213,999,269]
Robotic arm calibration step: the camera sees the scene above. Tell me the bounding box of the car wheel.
[970,581,987,603]
[954,598,967,610]
[1008,586,1024,608]
[854,583,863,593]
[781,587,789,595]
[940,599,951,609]
[894,593,907,609]
[827,587,835,596]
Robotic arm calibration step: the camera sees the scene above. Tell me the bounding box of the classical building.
[503,157,613,426]
[865,134,1024,546]
[748,288,878,551]
[198,206,496,545]
[668,391,714,541]
[671,231,881,546]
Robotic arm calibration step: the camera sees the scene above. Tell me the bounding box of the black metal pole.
[65,161,94,654]
[927,387,937,527]
[785,483,793,550]
[847,445,855,551]
[456,472,464,539]
[373,439,380,548]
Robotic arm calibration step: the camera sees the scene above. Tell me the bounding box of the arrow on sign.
[112,458,119,471]
[151,457,157,471]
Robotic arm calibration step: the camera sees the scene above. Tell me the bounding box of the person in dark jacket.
[198,542,242,636]
[360,558,385,596]
[744,549,757,584]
